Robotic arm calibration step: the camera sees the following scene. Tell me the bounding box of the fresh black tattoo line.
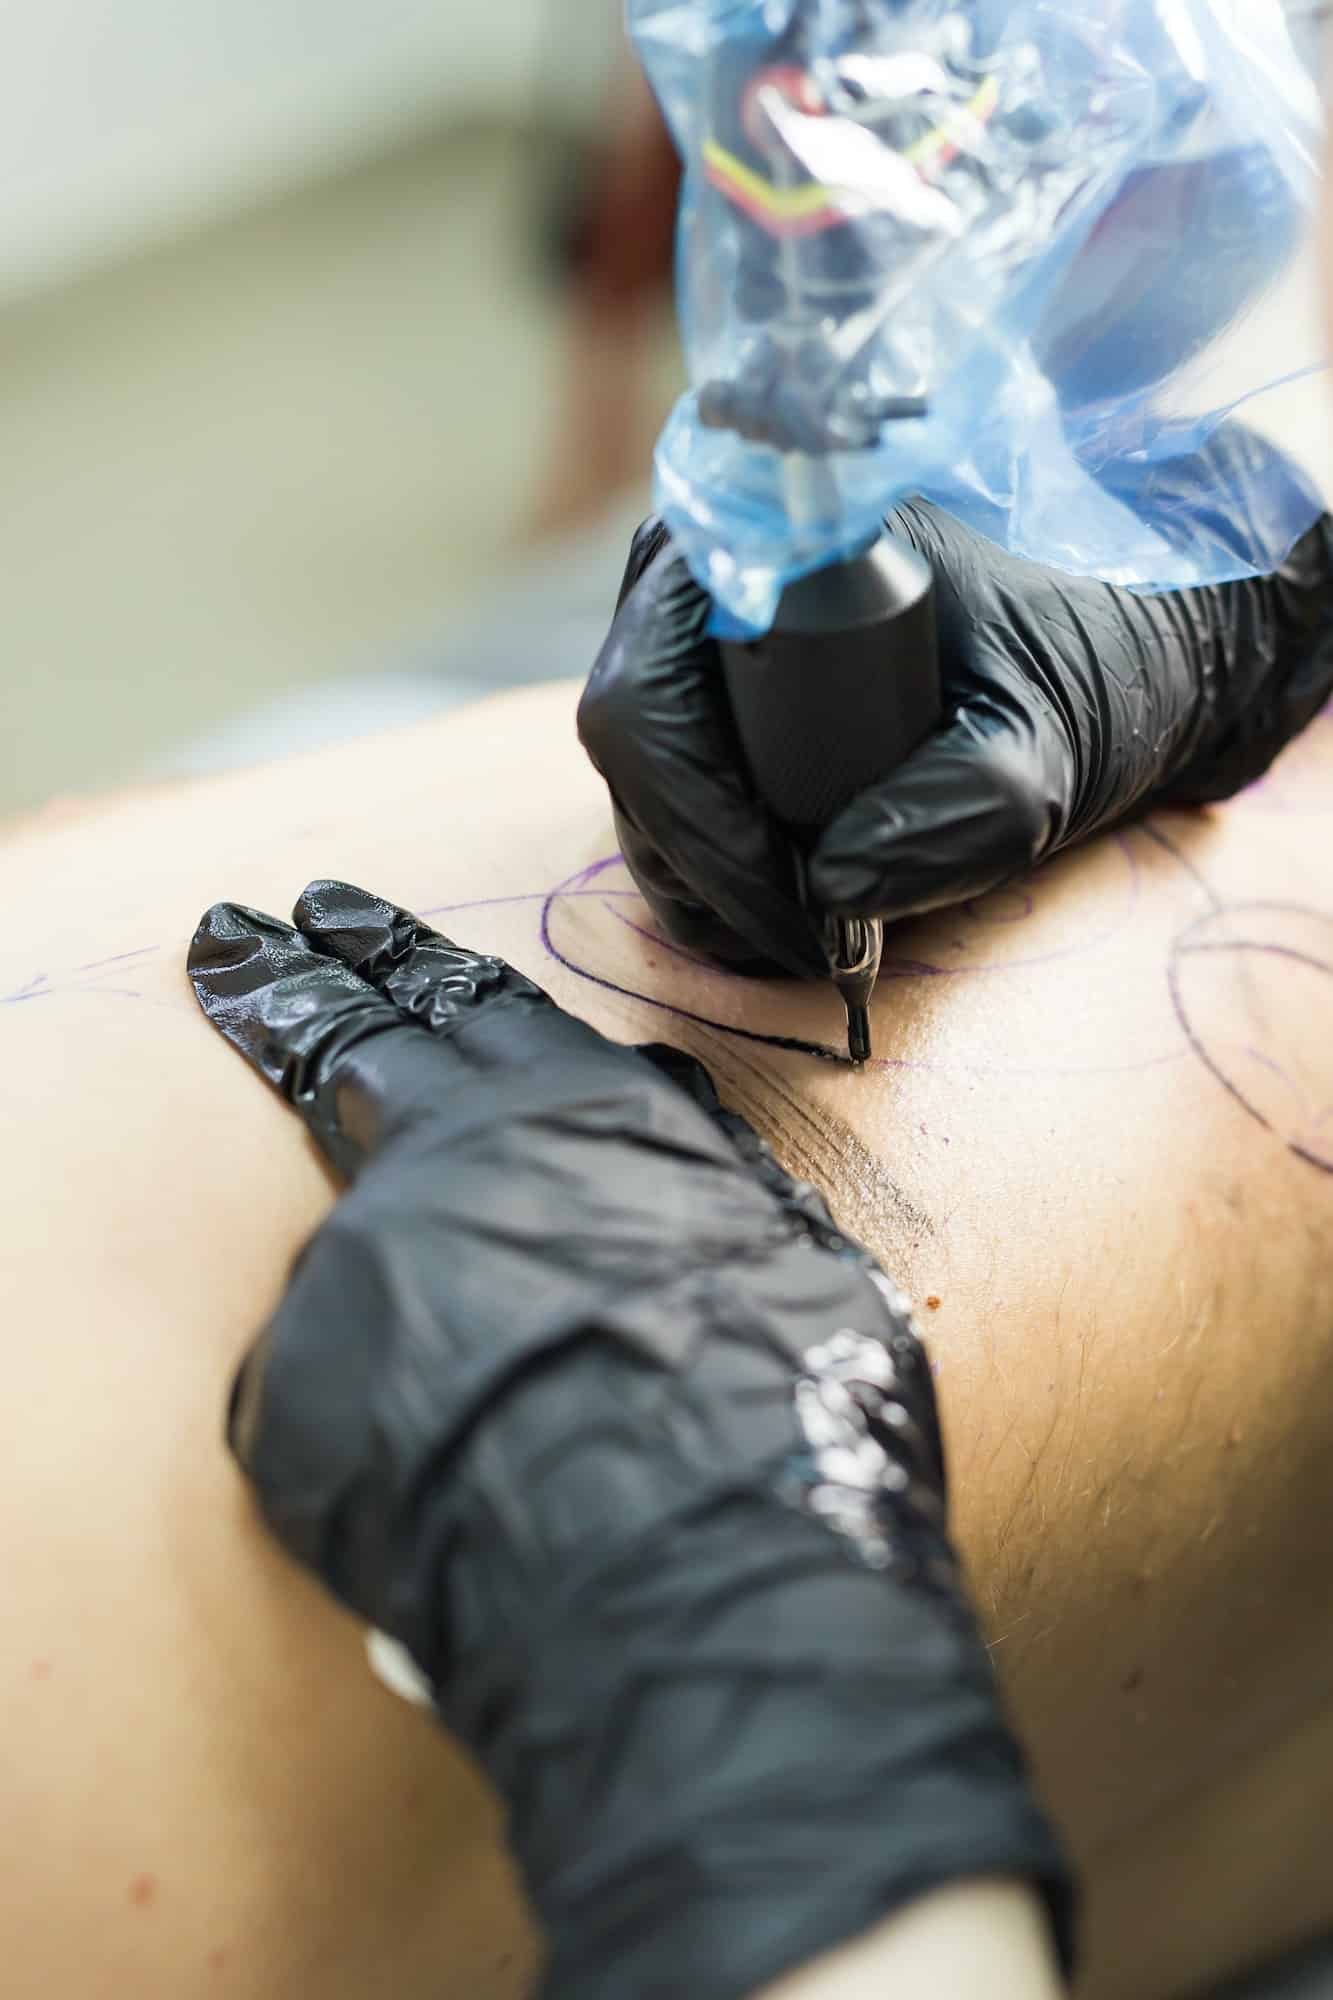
[535,853,852,1063]
[543,831,1332,1176]
[541,849,1190,1080]
[4,822,1328,1174]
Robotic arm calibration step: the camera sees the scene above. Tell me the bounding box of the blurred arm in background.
[530,7,681,540]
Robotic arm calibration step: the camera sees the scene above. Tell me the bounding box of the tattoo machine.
[629,0,1324,1061]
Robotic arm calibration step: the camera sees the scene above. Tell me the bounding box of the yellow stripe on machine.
[703,75,1001,224]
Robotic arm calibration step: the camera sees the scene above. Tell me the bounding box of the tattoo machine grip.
[720,528,941,1058]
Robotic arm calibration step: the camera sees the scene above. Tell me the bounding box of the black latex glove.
[188,881,1073,2000]
[578,439,1333,976]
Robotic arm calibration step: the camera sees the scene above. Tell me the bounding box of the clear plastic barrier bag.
[631,0,1328,630]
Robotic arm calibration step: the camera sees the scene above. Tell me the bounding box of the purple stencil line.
[1176,939,1333,979]
[1244,1045,1295,1087]
[541,852,1192,1079]
[4,873,640,1018]
[1166,900,1333,1177]
[1,976,49,1006]
[73,946,161,972]
[420,882,640,923]
[538,861,852,1065]
[874,830,1143,982]
[603,885,994,983]
[605,905,742,975]
[588,839,1144,986]
[2,976,148,1008]
[73,985,145,1002]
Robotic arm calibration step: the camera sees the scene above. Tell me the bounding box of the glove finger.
[188,900,404,1111]
[292,879,614,1088]
[292,880,549,1035]
[579,532,827,979]
[809,707,1056,926]
[190,892,564,1177]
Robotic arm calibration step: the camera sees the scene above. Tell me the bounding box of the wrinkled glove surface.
[579,430,1333,975]
[189,881,1073,2000]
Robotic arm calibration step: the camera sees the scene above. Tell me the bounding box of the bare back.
[1,682,1330,1999]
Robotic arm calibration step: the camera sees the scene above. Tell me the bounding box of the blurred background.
[0,0,687,818]
[0,0,1329,834]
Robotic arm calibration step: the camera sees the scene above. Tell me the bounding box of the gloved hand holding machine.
[584,0,1333,1049]
[196,6,1333,1998]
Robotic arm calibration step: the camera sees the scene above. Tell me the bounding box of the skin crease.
[0,682,1330,2000]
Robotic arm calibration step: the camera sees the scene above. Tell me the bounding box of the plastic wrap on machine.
[630,0,1328,631]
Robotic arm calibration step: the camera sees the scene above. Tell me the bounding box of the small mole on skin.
[208,1947,229,1972]
[128,1874,158,1909]
[925,1295,942,1311]
[1131,1567,1154,1596]
[1121,1666,1145,1694]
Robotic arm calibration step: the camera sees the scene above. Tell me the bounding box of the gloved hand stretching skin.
[188,882,1073,2000]
[578,435,1333,976]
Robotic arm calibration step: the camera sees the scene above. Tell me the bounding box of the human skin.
[0,681,1330,2000]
